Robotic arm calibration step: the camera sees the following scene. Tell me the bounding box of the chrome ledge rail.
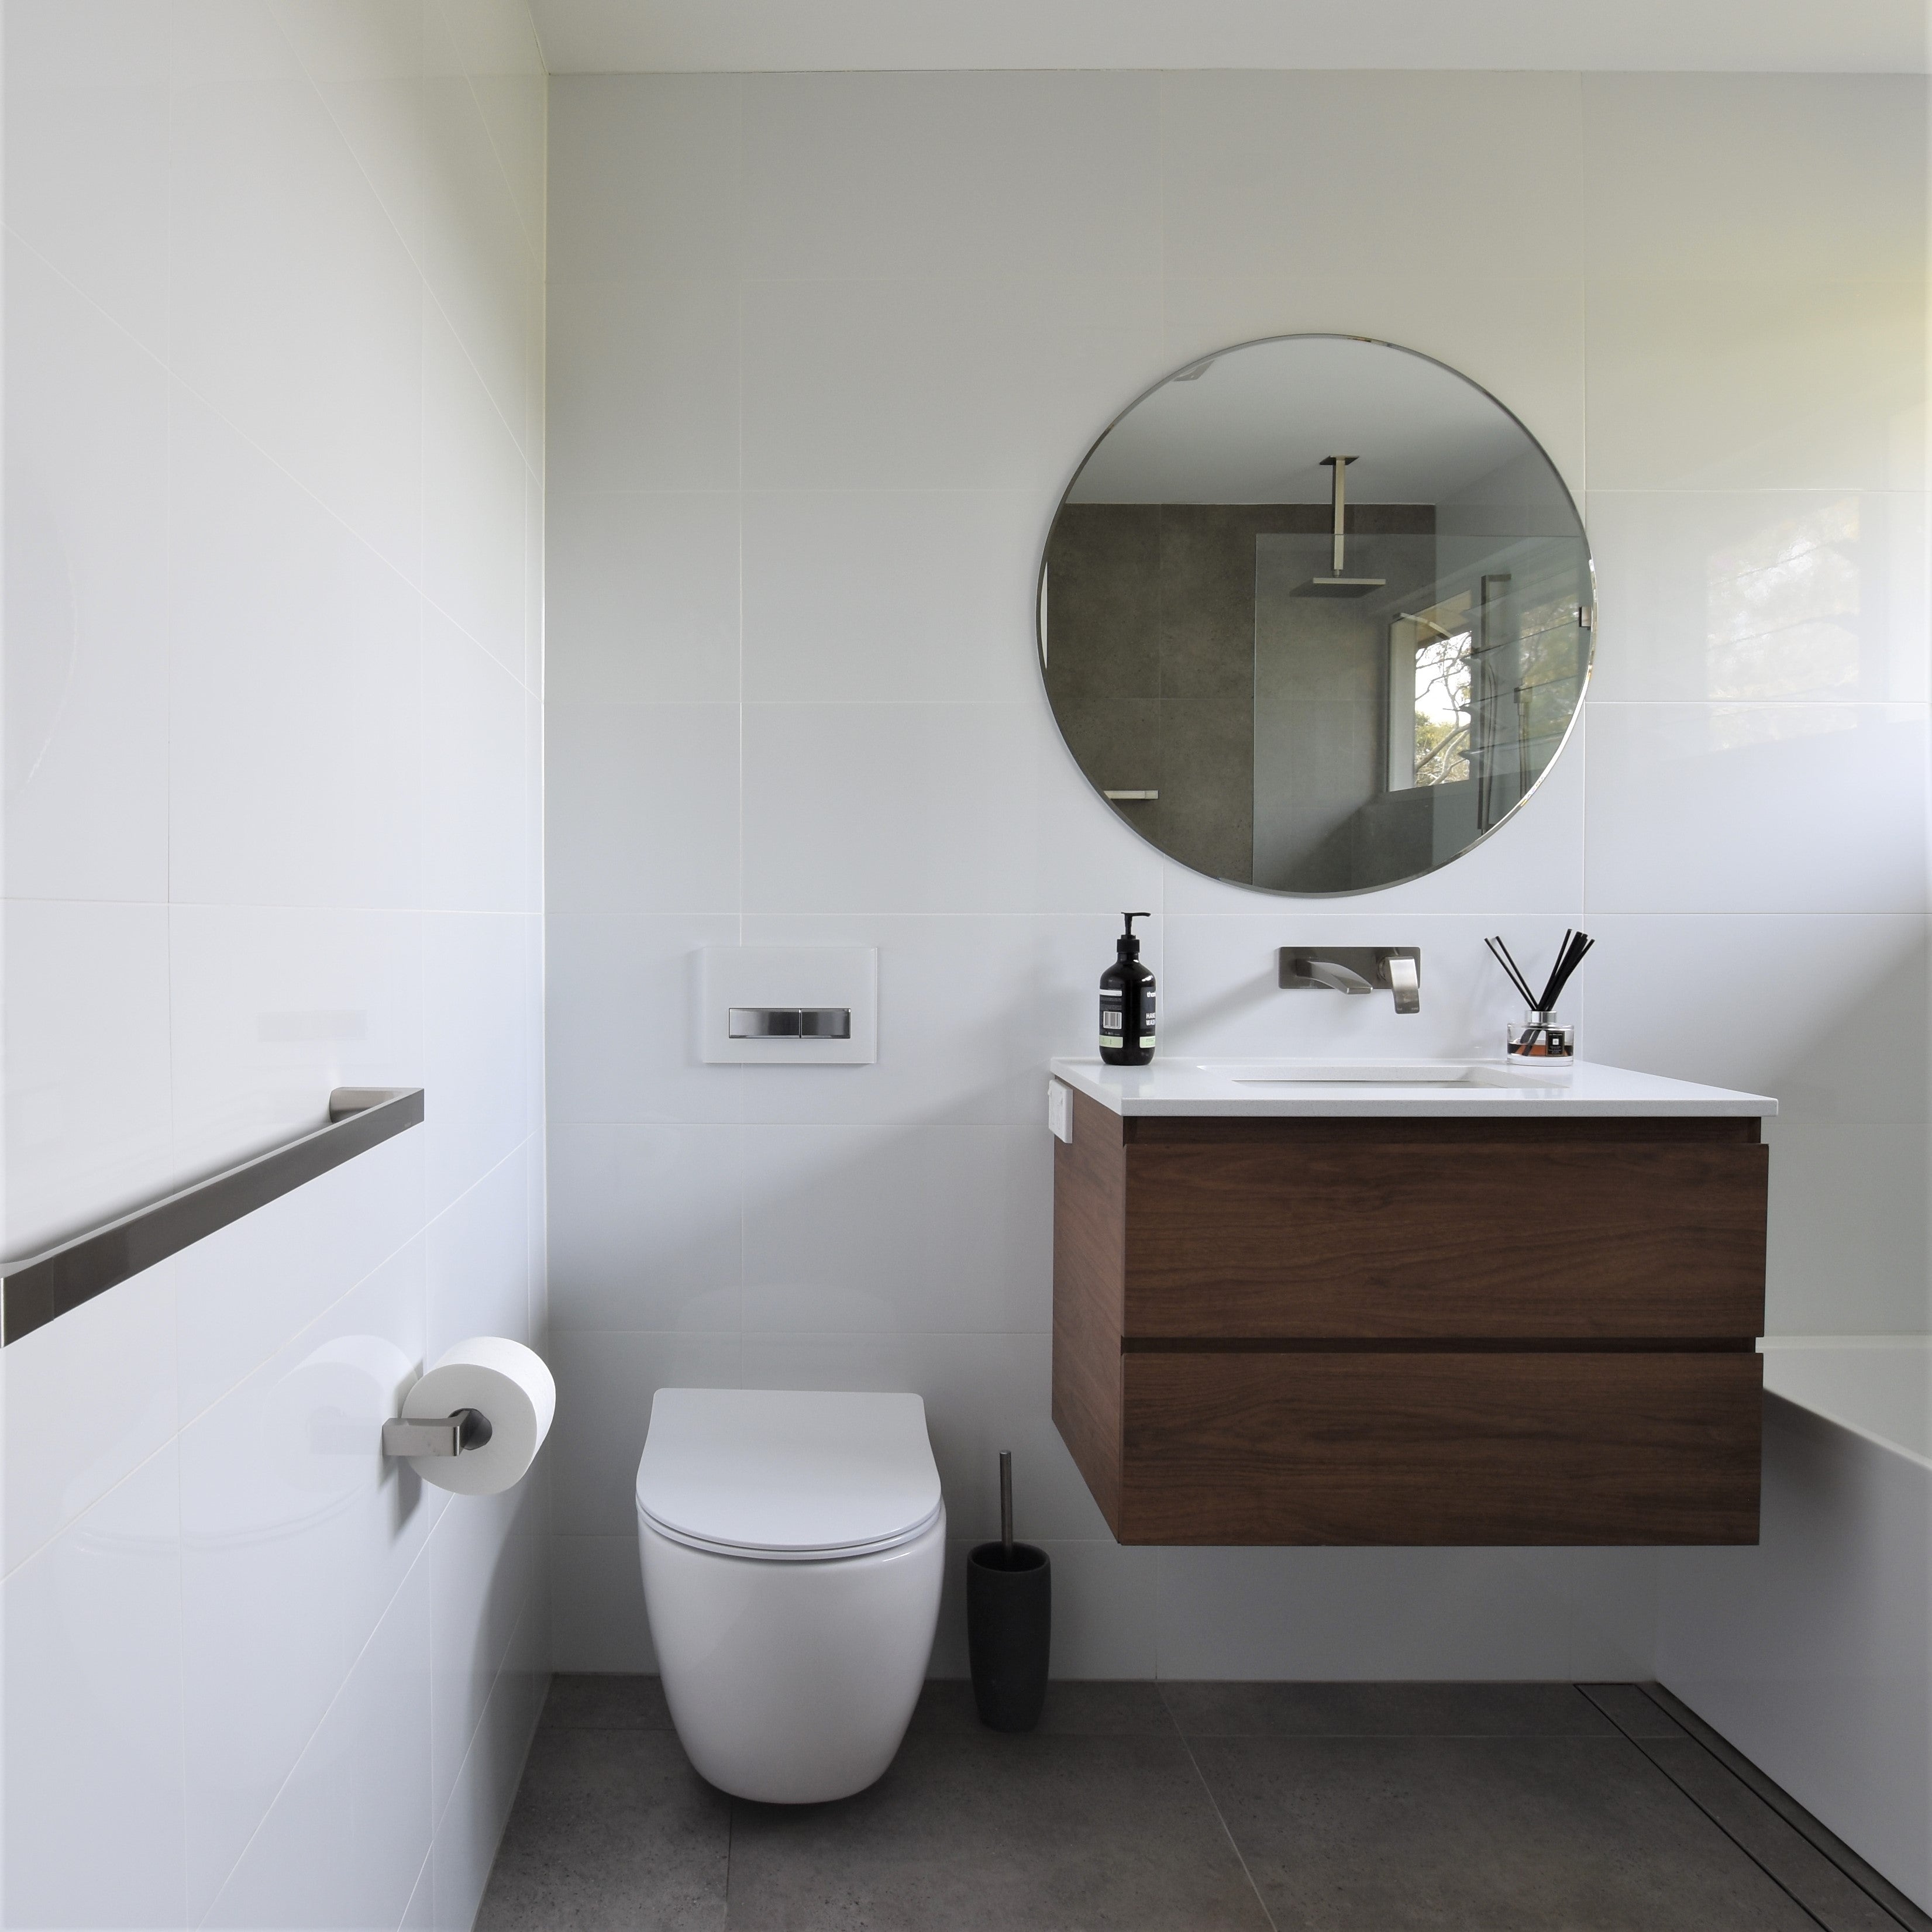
[1,1087,424,1346]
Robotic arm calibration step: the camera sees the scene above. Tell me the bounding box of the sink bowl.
[1188,1059,1559,1089]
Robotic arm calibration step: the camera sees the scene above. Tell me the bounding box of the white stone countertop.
[1049,1057,1778,1120]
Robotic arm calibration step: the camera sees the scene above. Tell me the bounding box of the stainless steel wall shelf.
[1,1086,425,1345]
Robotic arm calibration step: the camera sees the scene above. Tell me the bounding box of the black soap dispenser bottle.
[1100,913,1156,1066]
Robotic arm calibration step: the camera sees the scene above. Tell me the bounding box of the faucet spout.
[1300,958,1375,996]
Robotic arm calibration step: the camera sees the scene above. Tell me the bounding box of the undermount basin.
[1189,1059,1545,1089]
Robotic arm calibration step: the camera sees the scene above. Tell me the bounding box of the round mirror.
[1039,335,1593,894]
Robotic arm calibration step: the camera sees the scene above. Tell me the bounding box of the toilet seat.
[636,1387,943,1562]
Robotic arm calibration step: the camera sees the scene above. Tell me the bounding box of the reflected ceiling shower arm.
[1322,455,1357,574]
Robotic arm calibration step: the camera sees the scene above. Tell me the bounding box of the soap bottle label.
[1141,992,1157,1050]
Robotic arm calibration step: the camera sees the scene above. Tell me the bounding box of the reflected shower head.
[1294,453,1385,598]
[1294,577,1385,598]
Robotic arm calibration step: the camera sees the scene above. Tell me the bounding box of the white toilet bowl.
[635,1387,945,1803]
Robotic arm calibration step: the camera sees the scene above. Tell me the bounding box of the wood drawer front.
[1123,1140,1768,1340]
[1118,1350,1762,1545]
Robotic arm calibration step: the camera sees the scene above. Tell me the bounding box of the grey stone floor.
[476,1676,1931,1931]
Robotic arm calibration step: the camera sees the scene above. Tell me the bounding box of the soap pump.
[1100,913,1156,1067]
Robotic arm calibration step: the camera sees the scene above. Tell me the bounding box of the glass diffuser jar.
[1506,1013,1576,1075]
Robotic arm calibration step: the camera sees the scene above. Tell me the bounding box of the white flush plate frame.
[698,946,879,1065]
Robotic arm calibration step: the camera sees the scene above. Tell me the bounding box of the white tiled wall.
[542,70,1932,1684]
[3,5,549,1927]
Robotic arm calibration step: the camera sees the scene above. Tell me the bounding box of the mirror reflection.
[1040,335,1594,894]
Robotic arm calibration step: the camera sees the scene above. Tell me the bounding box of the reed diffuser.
[1486,931,1593,1072]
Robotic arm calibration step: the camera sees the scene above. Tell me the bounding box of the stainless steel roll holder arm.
[382,1407,493,1459]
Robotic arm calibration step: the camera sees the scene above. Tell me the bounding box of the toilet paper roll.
[401,1337,556,1495]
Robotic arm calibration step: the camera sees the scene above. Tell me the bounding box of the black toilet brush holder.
[966,1450,1051,1732]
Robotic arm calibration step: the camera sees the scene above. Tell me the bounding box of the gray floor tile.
[476,1728,728,1931]
[1636,1737,1907,1932]
[542,1672,676,1731]
[724,1731,1271,1931]
[1164,1679,1617,1738]
[909,1678,1179,1737]
[1193,1734,1821,1931]
[1578,1682,1688,1740]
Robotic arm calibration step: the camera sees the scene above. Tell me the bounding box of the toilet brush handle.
[1000,1450,1014,1559]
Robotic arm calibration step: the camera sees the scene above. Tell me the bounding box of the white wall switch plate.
[1047,1079,1073,1144]
[698,946,879,1065]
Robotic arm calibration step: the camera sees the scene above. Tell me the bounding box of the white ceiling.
[529,0,1930,75]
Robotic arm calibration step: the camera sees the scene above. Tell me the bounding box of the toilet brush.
[967,1450,1051,1732]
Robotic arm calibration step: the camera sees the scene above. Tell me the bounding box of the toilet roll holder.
[381,1407,493,1458]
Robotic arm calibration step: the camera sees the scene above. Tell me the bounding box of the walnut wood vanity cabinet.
[1051,1091,1769,1545]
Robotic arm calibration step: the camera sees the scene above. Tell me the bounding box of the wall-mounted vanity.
[1049,1059,1775,1547]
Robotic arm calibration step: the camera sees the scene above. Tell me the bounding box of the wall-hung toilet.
[636,1387,946,1803]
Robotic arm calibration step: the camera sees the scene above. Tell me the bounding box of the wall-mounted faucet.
[1279,947,1423,1015]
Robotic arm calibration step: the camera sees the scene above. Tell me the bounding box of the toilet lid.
[635,1388,943,1560]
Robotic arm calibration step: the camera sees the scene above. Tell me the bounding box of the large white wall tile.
[178,1240,430,1920]
[175,1124,427,1425]
[2,1445,187,1932]
[741,702,1163,917]
[169,904,426,1181]
[2,0,174,353]
[1583,914,1927,1124]
[547,1122,743,1331]
[419,0,543,463]
[1155,1545,1578,1681]
[1585,278,1926,493]
[429,1625,545,1932]
[1581,74,1930,285]
[1588,490,1930,705]
[547,73,741,281]
[1763,1120,1932,1334]
[547,491,741,704]
[428,1476,535,1822]
[425,302,532,682]
[167,390,424,911]
[742,274,1164,492]
[740,1125,1049,1334]
[202,1551,433,1932]
[427,1138,534,1357]
[3,899,173,1256]
[424,910,536,1212]
[546,702,741,915]
[547,1329,743,1535]
[545,915,746,1125]
[168,40,425,577]
[546,278,739,492]
[742,490,1046,704]
[434,0,549,257]
[425,605,531,912]
[4,1260,177,1573]
[1585,702,1929,914]
[1160,71,1585,284]
[4,5,546,1919]
[4,247,171,903]
[742,72,1160,281]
